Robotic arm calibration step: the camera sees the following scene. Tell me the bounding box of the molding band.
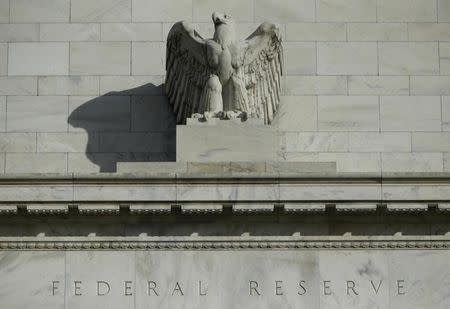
[1,236,450,250]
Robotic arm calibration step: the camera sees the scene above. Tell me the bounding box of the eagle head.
[212,12,234,26]
[212,12,236,46]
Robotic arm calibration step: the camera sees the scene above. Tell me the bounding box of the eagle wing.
[165,21,212,124]
[242,22,283,124]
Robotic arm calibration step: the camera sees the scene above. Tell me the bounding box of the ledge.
[1,171,450,182]
[0,170,450,204]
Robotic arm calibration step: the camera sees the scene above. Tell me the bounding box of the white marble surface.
[1,2,450,174]
[177,120,278,162]
[65,251,135,309]
[0,251,65,309]
[0,250,449,308]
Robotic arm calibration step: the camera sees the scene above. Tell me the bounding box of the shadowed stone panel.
[68,95,131,132]
[130,96,175,132]
[98,132,171,153]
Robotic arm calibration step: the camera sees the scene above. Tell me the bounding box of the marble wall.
[1,249,449,309]
[1,0,450,173]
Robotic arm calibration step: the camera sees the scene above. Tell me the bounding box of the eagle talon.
[191,111,223,121]
[191,113,203,119]
[221,111,247,121]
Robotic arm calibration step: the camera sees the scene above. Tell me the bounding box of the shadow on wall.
[68,83,176,172]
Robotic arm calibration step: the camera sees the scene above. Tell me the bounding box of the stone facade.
[2,1,450,308]
[0,0,449,173]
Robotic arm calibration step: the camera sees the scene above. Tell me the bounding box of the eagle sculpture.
[165,12,283,124]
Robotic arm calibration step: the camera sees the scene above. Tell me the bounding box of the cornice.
[1,173,450,212]
[1,172,450,184]
[1,202,450,215]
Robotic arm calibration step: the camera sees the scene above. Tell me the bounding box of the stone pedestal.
[176,118,278,162]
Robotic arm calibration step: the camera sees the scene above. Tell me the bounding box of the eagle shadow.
[68,83,176,172]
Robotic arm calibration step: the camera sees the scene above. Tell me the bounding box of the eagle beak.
[212,12,224,25]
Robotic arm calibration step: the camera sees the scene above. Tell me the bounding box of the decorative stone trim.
[27,204,69,215]
[129,204,172,214]
[438,204,450,212]
[1,202,450,215]
[232,203,274,213]
[0,205,18,214]
[77,204,120,215]
[284,203,326,212]
[387,203,429,212]
[335,203,377,212]
[181,204,223,214]
[1,236,450,250]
